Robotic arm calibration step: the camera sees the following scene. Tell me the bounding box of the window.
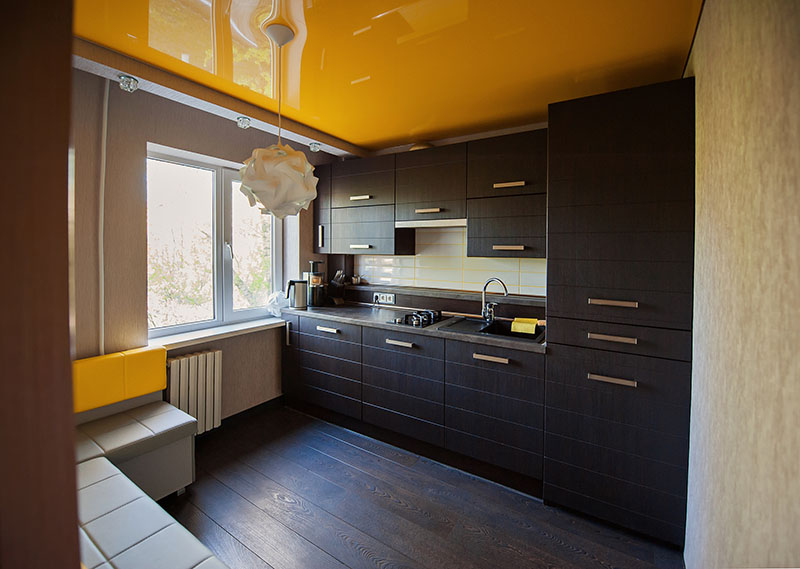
[146,147,281,337]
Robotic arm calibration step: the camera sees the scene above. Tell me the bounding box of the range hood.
[394,218,467,229]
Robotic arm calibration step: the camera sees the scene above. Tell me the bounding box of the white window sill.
[149,317,286,350]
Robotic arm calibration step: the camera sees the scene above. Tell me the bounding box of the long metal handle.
[318,225,324,248]
[588,298,639,308]
[316,325,339,334]
[414,207,441,214]
[587,372,638,388]
[285,322,291,346]
[385,338,415,348]
[473,353,509,365]
[350,244,371,249]
[492,245,525,251]
[493,181,526,189]
[349,194,371,201]
[587,332,638,345]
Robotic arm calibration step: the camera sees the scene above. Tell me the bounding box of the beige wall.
[70,68,331,412]
[684,1,800,567]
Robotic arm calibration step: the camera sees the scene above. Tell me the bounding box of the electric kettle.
[286,280,308,309]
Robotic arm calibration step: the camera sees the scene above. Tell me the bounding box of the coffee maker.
[303,260,326,307]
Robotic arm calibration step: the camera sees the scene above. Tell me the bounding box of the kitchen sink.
[440,318,545,343]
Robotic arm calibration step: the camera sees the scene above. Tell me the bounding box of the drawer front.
[544,459,686,530]
[545,432,687,497]
[467,130,547,199]
[362,326,444,359]
[295,350,361,381]
[445,428,542,478]
[467,194,546,219]
[332,154,395,177]
[548,201,694,234]
[362,366,443,403]
[545,406,688,468]
[331,170,394,208]
[332,205,394,224]
[297,333,361,362]
[363,385,442,424]
[297,367,361,400]
[445,406,542,454]
[396,161,466,204]
[445,340,544,378]
[467,237,546,258]
[547,258,693,294]
[445,361,543,403]
[298,385,361,420]
[395,199,466,221]
[363,403,444,447]
[548,231,694,263]
[445,385,543,429]
[299,316,361,344]
[467,215,546,239]
[363,347,444,381]
[547,317,692,361]
[330,221,395,240]
[546,286,692,330]
[396,143,466,169]
[329,238,398,255]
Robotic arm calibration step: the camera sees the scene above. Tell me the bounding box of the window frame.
[146,146,282,339]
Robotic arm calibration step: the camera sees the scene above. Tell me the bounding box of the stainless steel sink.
[440,318,545,343]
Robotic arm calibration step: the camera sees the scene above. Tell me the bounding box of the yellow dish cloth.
[511,318,539,335]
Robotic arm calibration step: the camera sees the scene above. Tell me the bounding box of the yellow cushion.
[121,346,167,399]
[72,353,126,413]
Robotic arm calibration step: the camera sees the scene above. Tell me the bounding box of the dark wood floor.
[162,405,684,569]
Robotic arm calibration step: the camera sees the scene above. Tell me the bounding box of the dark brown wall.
[0,1,80,567]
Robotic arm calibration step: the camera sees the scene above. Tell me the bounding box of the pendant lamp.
[239,9,318,219]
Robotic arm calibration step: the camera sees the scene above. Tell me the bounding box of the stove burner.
[390,310,443,328]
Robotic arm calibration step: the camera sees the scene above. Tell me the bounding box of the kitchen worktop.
[282,304,546,354]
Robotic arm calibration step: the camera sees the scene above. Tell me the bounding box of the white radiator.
[167,350,222,434]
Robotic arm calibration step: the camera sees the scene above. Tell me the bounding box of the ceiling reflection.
[74,0,702,150]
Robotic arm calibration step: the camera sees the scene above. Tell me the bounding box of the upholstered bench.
[78,457,227,569]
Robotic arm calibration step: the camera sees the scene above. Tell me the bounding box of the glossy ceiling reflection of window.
[231,0,274,97]
[149,0,213,72]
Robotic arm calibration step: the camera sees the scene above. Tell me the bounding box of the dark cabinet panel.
[445,385,543,429]
[445,429,542,478]
[362,366,443,403]
[330,205,414,255]
[444,362,543,403]
[363,404,444,447]
[444,340,544,378]
[363,385,442,424]
[395,144,466,221]
[362,326,444,359]
[547,258,693,293]
[298,367,361,400]
[548,201,694,235]
[466,194,546,258]
[445,407,542,455]
[299,316,362,344]
[548,231,694,263]
[293,350,362,381]
[467,130,547,199]
[467,237,546,258]
[363,347,444,381]
[297,333,362,362]
[299,385,361,420]
[313,164,331,253]
[331,155,395,208]
[547,316,693,361]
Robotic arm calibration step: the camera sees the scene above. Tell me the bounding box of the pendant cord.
[277,44,282,145]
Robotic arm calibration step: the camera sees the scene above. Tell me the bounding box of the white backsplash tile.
[353,227,546,297]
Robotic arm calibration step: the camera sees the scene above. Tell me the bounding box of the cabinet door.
[466,194,546,257]
[466,130,547,199]
[395,144,466,221]
[313,164,331,253]
[329,205,414,255]
[331,154,395,208]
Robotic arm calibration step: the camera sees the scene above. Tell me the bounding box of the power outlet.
[373,292,396,305]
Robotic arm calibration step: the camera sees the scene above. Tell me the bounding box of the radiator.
[167,350,222,434]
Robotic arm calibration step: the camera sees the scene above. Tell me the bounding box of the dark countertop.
[282,305,546,354]
[346,284,546,308]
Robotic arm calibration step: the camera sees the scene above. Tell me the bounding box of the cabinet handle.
[385,338,415,348]
[317,225,324,248]
[350,244,371,249]
[349,194,371,201]
[492,245,525,251]
[285,322,291,346]
[473,353,509,365]
[588,298,639,308]
[414,207,441,214]
[587,332,638,345]
[493,181,526,189]
[587,372,638,388]
[316,325,339,334]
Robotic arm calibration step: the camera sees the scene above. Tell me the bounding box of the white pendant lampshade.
[239,143,317,219]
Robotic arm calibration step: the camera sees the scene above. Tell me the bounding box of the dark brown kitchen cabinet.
[331,154,395,208]
[313,164,331,253]
[466,194,546,257]
[466,129,547,199]
[395,144,466,221]
[329,205,414,255]
[444,339,545,479]
[544,77,695,546]
[283,314,362,420]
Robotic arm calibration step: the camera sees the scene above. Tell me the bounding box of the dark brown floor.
[162,405,684,569]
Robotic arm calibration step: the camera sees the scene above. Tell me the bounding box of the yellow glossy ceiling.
[74,0,702,150]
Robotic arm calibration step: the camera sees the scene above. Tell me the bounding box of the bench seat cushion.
[77,401,196,463]
[77,458,227,569]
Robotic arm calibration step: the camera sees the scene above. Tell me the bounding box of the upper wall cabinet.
[466,130,547,199]
[331,154,395,208]
[395,144,466,222]
[313,164,331,254]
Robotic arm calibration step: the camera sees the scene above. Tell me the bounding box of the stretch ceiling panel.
[74,0,702,150]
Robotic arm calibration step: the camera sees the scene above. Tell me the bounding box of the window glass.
[149,0,213,72]
[146,159,215,329]
[232,180,272,310]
